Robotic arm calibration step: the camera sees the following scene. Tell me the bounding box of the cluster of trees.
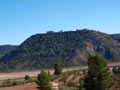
[0,54,115,90]
[35,54,114,90]
[36,62,62,90]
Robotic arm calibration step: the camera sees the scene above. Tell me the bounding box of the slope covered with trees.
[0,45,17,59]
[0,29,120,72]
[111,34,120,42]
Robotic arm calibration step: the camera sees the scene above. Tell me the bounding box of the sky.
[0,0,120,45]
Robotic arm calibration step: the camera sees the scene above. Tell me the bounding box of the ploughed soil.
[0,75,81,90]
[0,83,38,90]
[72,76,81,83]
[64,75,74,84]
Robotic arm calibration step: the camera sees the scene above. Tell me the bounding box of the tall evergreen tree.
[117,66,120,74]
[112,66,118,75]
[84,54,114,90]
[36,70,52,90]
[113,66,120,75]
[79,78,85,90]
[54,62,62,75]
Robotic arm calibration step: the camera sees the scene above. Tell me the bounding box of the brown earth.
[0,66,87,81]
[64,75,74,84]
[72,76,81,83]
[0,62,119,81]
[0,83,38,90]
[0,82,59,90]
[0,62,119,90]
[53,76,63,83]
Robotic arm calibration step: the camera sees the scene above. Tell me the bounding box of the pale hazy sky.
[0,0,120,45]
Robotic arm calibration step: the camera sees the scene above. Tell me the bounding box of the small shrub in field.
[25,75,31,81]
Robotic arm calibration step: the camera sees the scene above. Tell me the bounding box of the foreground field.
[0,83,38,90]
[0,62,119,81]
[0,62,119,90]
[0,66,87,81]
[0,74,81,90]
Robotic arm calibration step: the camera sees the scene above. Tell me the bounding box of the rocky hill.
[0,29,120,72]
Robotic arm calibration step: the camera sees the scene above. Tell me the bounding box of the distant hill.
[0,45,17,59]
[111,34,120,42]
[0,29,120,72]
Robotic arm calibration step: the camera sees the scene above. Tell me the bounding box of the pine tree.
[36,70,52,90]
[79,78,85,90]
[48,71,51,77]
[112,66,118,75]
[117,66,120,74]
[84,54,114,90]
[54,62,62,75]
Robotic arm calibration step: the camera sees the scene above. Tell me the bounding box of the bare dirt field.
[0,66,87,90]
[0,82,38,90]
[0,70,43,81]
[0,62,119,90]
[72,76,81,83]
[0,62,119,81]
[64,75,74,84]
[0,66,87,81]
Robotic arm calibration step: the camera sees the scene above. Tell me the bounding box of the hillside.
[111,34,120,42]
[0,29,120,72]
[0,45,17,59]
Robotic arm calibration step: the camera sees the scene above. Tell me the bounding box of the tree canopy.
[54,62,62,75]
[84,54,114,90]
[36,70,52,90]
